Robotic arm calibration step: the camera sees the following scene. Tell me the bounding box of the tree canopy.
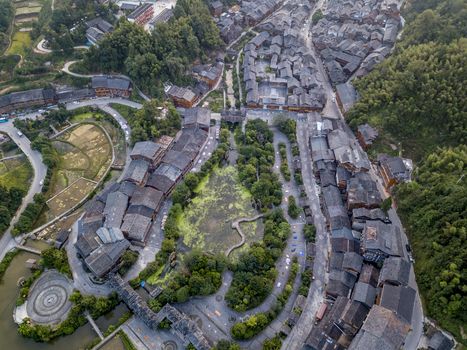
[84,0,223,97]
[395,146,466,341]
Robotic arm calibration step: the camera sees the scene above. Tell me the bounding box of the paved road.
[281,115,330,350]
[0,122,47,260]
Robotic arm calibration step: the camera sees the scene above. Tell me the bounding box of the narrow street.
[281,116,330,350]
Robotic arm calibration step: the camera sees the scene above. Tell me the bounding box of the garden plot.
[46,124,112,219]
[46,178,96,218]
[178,166,263,257]
[0,156,33,192]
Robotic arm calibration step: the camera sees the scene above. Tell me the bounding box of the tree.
[381,197,392,213]
[287,196,300,219]
[303,224,316,242]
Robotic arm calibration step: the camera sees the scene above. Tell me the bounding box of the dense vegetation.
[120,100,181,144]
[33,0,116,52]
[0,249,19,280]
[395,146,466,342]
[19,291,119,342]
[84,0,223,96]
[348,0,466,161]
[236,119,282,210]
[133,128,230,297]
[231,258,298,339]
[347,0,466,342]
[226,209,290,311]
[279,143,291,181]
[0,185,24,236]
[149,251,227,309]
[287,195,301,219]
[263,334,283,350]
[0,0,14,52]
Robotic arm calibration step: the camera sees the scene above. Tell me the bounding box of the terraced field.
[45,123,112,219]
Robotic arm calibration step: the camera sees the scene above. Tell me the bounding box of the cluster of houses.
[311,0,403,84]
[212,0,283,44]
[85,17,114,46]
[303,113,416,349]
[242,2,327,111]
[165,58,224,108]
[0,76,133,115]
[75,108,211,278]
[109,274,211,350]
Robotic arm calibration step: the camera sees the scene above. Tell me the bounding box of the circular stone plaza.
[25,270,74,325]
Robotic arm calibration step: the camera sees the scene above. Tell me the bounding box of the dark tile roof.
[76,229,100,258]
[92,76,131,90]
[104,191,129,228]
[358,263,380,288]
[342,252,363,273]
[128,3,153,20]
[85,239,130,277]
[352,282,376,308]
[121,213,152,242]
[349,305,410,350]
[183,107,211,129]
[146,172,176,195]
[428,331,454,350]
[378,257,411,287]
[361,221,404,260]
[162,149,192,172]
[130,141,162,162]
[128,186,163,218]
[347,172,382,209]
[124,159,149,184]
[379,284,416,323]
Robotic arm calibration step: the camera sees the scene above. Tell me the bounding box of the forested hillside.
[348,0,466,342]
[395,146,466,342]
[84,0,223,97]
[348,0,466,161]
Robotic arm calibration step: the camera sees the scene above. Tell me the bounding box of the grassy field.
[109,104,136,120]
[0,157,33,191]
[203,89,224,112]
[178,166,263,257]
[5,31,31,56]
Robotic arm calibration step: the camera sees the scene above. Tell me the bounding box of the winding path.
[227,214,265,256]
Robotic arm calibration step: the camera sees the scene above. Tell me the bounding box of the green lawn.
[0,158,33,192]
[5,31,31,56]
[109,104,135,120]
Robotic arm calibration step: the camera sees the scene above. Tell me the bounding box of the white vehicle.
[17,131,23,137]
[39,180,44,186]
[276,282,281,288]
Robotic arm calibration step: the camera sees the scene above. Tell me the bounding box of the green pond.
[0,251,128,350]
[179,166,263,258]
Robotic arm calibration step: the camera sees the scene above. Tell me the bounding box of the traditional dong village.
[0,0,464,350]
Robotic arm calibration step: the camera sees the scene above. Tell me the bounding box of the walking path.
[227,214,265,256]
[86,312,104,340]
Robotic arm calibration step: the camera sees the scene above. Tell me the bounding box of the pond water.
[0,251,127,350]
[178,166,263,257]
